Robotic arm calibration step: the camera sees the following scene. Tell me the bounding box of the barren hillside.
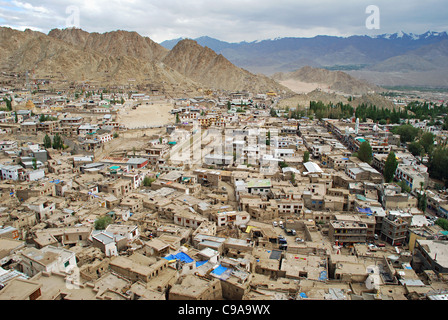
[0,27,202,95]
[162,39,292,93]
[1,27,293,96]
[48,28,169,62]
[272,66,382,95]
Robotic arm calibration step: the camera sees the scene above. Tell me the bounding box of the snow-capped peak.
[372,30,447,40]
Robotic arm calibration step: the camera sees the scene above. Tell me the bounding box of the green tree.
[176,112,180,124]
[383,151,398,183]
[419,132,435,154]
[408,141,424,157]
[94,215,112,230]
[266,131,271,146]
[429,147,448,185]
[32,158,37,170]
[435,218,448,231]
[143,176,155,187]
[396,180,411,193]
[52,133,63,150]
[417,183,427,213]
[357,141,373,164]
[279,161,288,169]
[43,134,52,149]
[303,151,310,163]
[391,124,420,143]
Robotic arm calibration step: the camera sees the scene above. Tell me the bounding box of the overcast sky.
[1,0,447,43]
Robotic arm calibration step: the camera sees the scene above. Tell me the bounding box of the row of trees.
[406,101,448,122]
[284,101,410,124]
[280,99,447,125]
[354,103,403,124]
[356,100,447,123]
[43,133,65,150]
[309,101,354,121]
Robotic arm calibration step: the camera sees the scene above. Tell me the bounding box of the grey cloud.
[0,0,446,42]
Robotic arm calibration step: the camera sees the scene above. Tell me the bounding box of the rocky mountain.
[0,27,200,95]
[272,66,382,95]
[48,28,169,62]
[161,39,290,93]
[0,27,292,95]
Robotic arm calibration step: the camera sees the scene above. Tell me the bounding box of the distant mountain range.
[161,31,448,51]
[160,31,448,87]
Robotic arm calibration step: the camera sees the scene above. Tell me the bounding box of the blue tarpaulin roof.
[211,265,227,276]
[357,207,372,214]
[299,293,308,299]
[164,252,194,263]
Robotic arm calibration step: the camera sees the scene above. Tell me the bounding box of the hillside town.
[0,81,447,302]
